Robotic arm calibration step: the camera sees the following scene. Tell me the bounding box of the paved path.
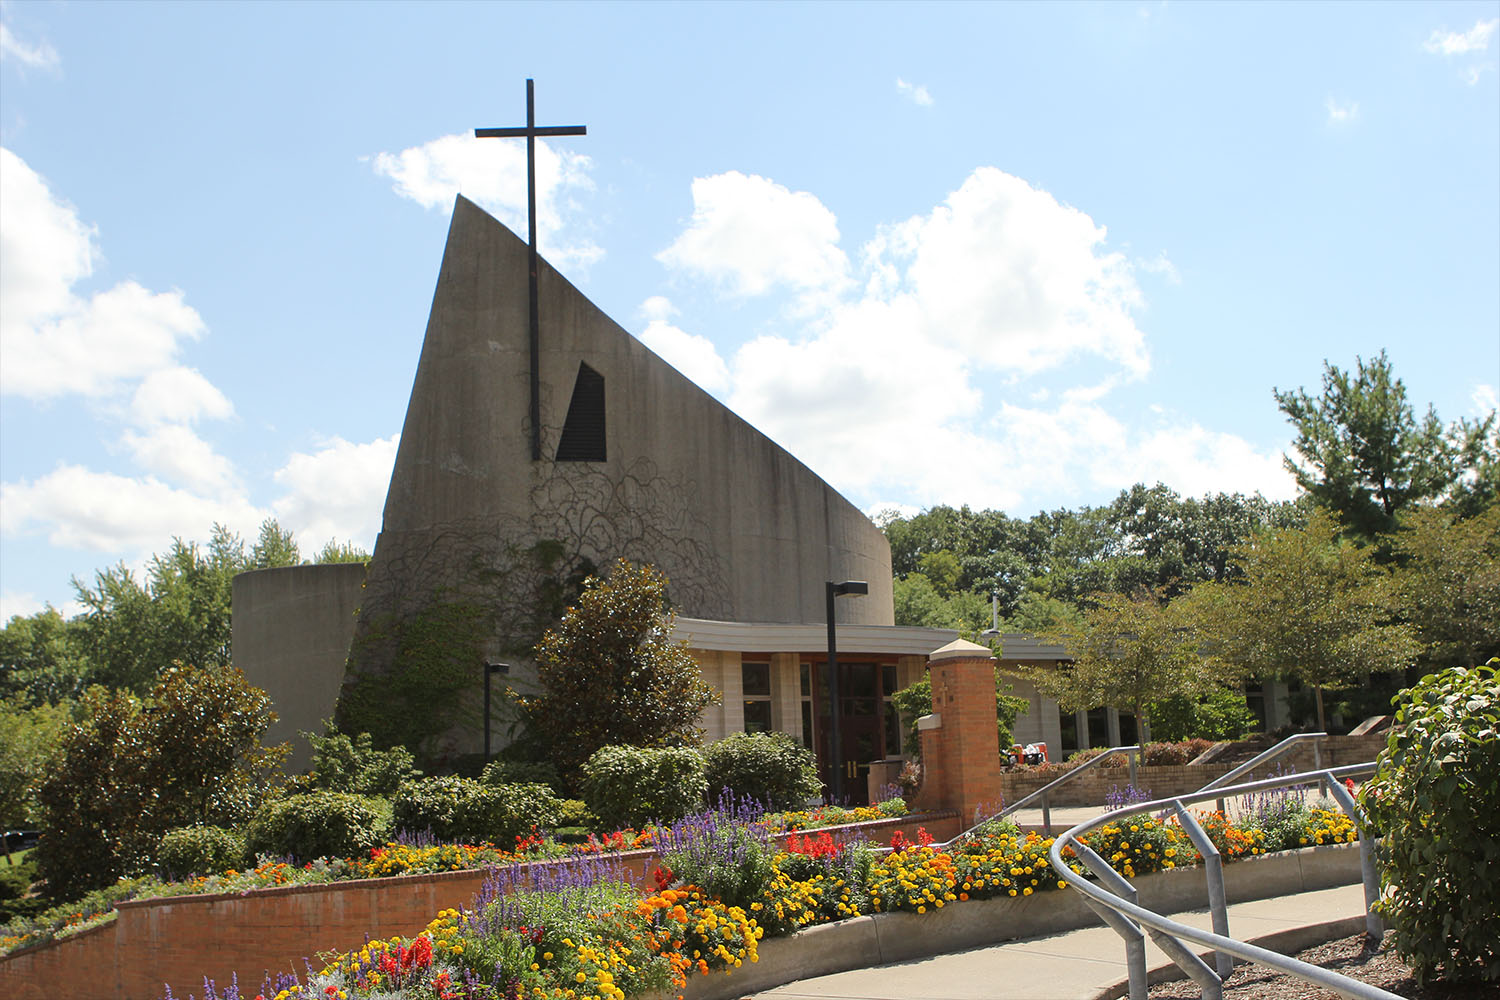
[749,882,1367,1000]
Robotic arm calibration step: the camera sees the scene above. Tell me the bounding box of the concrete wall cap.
[917,713,941,731]
[929,638,996,662]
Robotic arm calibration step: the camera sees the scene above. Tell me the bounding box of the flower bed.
[159,796,1363,1000]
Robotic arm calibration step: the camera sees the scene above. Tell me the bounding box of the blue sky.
[2,1,1497,619]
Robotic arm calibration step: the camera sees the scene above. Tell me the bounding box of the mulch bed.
[1147,931,1494,999]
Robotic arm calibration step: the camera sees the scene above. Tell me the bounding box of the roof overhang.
[670,617,1068,662]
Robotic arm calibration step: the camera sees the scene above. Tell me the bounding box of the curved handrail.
[1048,763,1399,1000]
[1197,731,1328,793]
[938,745,1141,846]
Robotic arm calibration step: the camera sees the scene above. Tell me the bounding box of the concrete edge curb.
[1091,915,1370,1000]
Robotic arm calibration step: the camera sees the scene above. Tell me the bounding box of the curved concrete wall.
[232,563,366,771]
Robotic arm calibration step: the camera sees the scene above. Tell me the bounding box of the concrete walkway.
[749,882,1367,1000]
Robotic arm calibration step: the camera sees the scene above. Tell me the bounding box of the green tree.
[1029,588,1216,741]
[1274,351,1479,541]
[1388,503,1500,668]
[34,667,286,898]
[1187,509,1419,729]
[0,607,89,704]
[313,538,371,564]
[516,561,720,784]
[0,695,67,861]
[250,517,301,568]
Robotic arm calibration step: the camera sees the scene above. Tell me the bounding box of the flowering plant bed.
[151,795,1362,1000]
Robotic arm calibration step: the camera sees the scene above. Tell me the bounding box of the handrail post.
[1128,748,1138,790]
[1326,776,1383,940]
[1174,801,1233,980]
[1314,737,1327,799]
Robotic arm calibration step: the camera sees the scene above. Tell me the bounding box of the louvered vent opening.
[555,362,606,462]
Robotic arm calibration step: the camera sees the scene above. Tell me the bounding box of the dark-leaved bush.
[391,776,562,845]
[1363,662,1500,987]
[243,792,385,863]
[157,825,245,879]
[580,745,706,832]
[1140,738,1216,767]
[703,732,819,810]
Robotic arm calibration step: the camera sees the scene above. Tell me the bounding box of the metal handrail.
[1047,763,1396,1000]
[939,745,1141,845]
[1197,731,1328,813]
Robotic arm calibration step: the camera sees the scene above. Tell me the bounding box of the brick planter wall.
[0,812,959,1000]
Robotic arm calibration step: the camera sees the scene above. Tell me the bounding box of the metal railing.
[1047,763,1396,1000]
[939,745,1141,845]
[1197,731,1329,811]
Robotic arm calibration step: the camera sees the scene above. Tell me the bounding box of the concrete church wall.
[341,196,894,753]
[232,563,365,771]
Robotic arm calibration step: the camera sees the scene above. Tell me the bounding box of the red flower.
[652,865,674,890]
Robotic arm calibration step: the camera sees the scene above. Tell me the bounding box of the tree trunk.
[1314,684,1327,731]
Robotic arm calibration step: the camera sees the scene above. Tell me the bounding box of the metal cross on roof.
[476,80,587,462]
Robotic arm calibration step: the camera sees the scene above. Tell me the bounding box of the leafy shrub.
[305,724,421,796]
[554,798,593,830]
[480,759,560,792]
[1065,747,1126,768]
[156,825,245,879]
[579,745,706,832]
[1363,663,1500,986]
[243,792,386,863]
[391,776,562,845]
[0,855,42,923]
[1140,738,1216,767]
[1146,688,1256,742]
[703,732,819,810]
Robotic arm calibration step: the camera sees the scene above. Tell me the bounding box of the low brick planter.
[0,811,960,1000]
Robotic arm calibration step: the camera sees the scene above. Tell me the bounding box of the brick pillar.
[913,638,1002,825]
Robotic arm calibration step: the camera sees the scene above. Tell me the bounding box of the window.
[800,663,814,750]
[556,362,606,461]
[742,661,771,733]
[881,664,902,757]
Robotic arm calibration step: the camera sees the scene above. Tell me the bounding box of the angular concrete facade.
[339,197,893,752]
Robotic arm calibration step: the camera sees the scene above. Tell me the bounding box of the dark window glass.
[1059,708,1079,755]
[743,700,772,733]
[800,663,811,697]
[556,362,606,461]
[801,702,814,750]
[1087,706,1110,748]
[883,701,901,757]
[742,662,770,697]
[881,664,897,696]
[845,664,877,698]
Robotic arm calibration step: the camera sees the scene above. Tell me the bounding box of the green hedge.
[580,745,706,832]
[703,732,820,810]
[243,792,386,863]
[391,776,562,846]
[156,825,246,879]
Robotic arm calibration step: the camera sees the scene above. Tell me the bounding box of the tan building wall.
[231,563,366,771]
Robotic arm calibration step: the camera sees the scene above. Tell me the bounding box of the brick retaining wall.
[0,812,960,1000]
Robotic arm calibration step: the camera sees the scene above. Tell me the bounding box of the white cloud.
[0,465,264,553]
[895,78,934,106]
[637,298,730,395]
[370,132,601,269]
[657,172,852,304]
[1473,383,1498,416]
[1136,251,1182,284]
[128,366,234,427]
[0,22,59,71]
[1325,98,1359,125]
[121,424,241,497]
[271,435,398,551]
[655,165,1296,514]
[1424,18,1498,56]
[0,148,211,400]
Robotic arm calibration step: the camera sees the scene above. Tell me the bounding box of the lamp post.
[484,662,510,761]
[825,580,867,803]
